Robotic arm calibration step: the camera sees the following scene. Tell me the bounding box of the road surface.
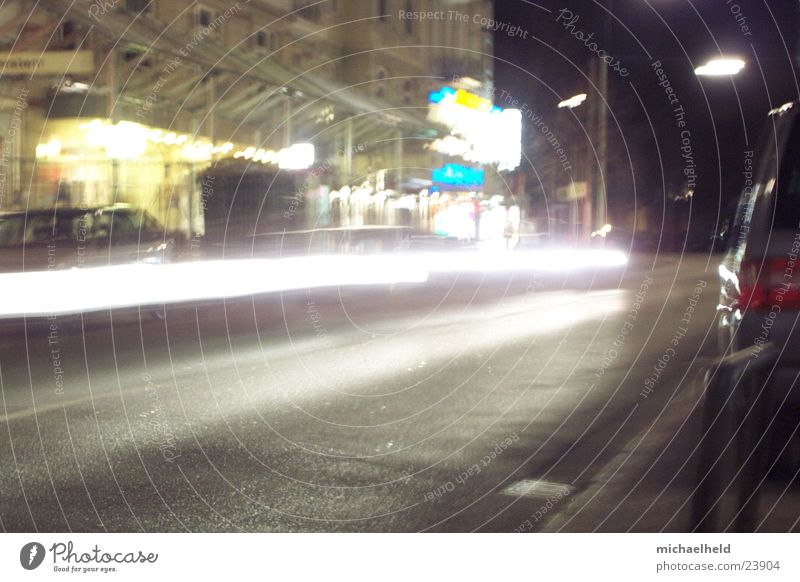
[1,252,796,532]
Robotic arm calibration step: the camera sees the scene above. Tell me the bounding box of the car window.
[773,116,800,230]
[139,212,162,235]
[0,216,24,246]
[70,213,93,243]
[111,211,139,240]
[125,209,164,240]
[24,215,57,243]
[91,212,113,243]
[727,113,794,259]
[0,214,84,245]
[728,190,756,252]
[89,209,163,244]
[51,214,79,241]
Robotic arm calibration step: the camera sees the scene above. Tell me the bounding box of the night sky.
[493,0,800,243]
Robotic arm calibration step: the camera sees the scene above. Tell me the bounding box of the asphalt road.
[1,252,796,532]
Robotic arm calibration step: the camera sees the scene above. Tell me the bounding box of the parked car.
[716,100,800,473]
[0,204,174,273]
[718,102,800,353]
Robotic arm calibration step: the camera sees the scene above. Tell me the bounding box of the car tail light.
[739,258,800,310]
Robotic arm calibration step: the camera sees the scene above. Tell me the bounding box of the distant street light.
[591,224,613,238]
[558,93,587,109]
[694,58,745,76]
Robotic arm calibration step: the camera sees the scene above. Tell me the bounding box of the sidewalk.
[542,355,800,533]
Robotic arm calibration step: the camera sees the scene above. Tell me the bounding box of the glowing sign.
[429,86,499,111]
[428,85,521,171]
[455,89,493,111]
[432,164,484,188]
[429,86,457,104]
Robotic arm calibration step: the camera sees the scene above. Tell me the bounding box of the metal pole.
[395,129,403,191]
[284,96,292,147]
[594,0,611,232]
[596,61,608,230]
[587,58,598,240]
[108,47,118,205]
[345,116,353,182]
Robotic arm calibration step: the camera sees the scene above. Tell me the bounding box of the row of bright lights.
[35,119,314,169]
[0,250,628,318]
[233,143,316,170]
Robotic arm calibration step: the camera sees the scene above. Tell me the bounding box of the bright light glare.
[0,250,627,318]
[558,94,587,109]
[694,58,745,76]
[278,143,315,170]
[427,88,521,171]
[769,102,794,117]
[80,120,149,159]
[415,249,628,274]
[0,256,427,318]
[35,139,61,159]
[591,224,613,238]
[717,263,739,292]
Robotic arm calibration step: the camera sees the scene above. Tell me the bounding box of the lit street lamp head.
[558,93,588,109]
[694,58,745,76]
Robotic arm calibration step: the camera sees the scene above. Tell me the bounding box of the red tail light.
[739,258,800,310]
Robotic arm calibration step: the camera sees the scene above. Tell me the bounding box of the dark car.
[716,101,800,462]
[718,102,800,356]
[0,204,174,273]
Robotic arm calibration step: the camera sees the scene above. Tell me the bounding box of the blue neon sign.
[432,164,484,188]
[428,86,456,104]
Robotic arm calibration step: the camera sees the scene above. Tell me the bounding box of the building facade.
[0,0,503,239]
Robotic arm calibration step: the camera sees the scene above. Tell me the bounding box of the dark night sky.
[492,0,800,240]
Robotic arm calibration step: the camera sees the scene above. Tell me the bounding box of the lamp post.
[562,68,608,243]
[557,93,592,241]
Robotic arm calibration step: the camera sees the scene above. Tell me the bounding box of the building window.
[60,20,75,40]
[58,21,76,48]
[294,0,320,21]
[123,48,152,69]
[197,7,213,28]
[376,68,388,98]
[403,80,413,104]
[256,30,268,49]
[378,0,389,22]
[405,1,413,34]
[125,0,151,13]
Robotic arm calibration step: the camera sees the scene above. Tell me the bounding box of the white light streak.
[0,250,627,318]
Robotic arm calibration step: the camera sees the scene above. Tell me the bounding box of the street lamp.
[695,58,745,76]
[555,92,593,241]
[558,93,587,109]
